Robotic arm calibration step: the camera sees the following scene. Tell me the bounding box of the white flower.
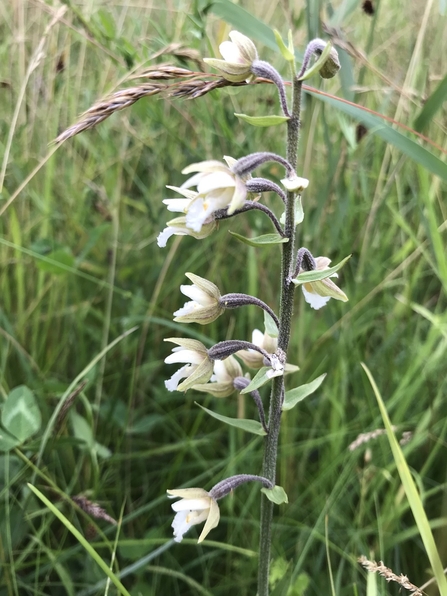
[181,158,248,231]
[281,175,309,192]
[164,338,213,392]
[301,256,348,310]
[173,273,223,325]
[237,329,299,374]
[167,488,220,543]
[204,31,258,83]
[157,217,217,247]
[193,356,243,398]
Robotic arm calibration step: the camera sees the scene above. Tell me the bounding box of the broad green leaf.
[196,403,266,436]
[0,427,21,452]
[36,248,75,275]
[2,386,41,442]
[273,29,294,62]
[264,311,278,338]
[261,485,289,504]
[240,367,272,394]
[298,41,333,81]
[229,231,289,247]
[234,113,289,127]
[292,255,351,285]
[414,73,447,132]
[282,374,327,411]
[306,88,447,182]
[362,364,447,596]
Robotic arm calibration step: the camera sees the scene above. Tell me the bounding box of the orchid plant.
[159,30,349,596]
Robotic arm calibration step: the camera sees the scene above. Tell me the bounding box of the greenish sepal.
[240,367,272,394]
[261,485,289,504]
[298,41,333,81]
[282,373,327,411]
[273,30,294,62]
[229,231,289,247]
[234,113,290,127]
[264,311,278,338]
[292,255,351,284]
[196,403,267,436]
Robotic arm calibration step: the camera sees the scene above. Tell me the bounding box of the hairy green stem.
[257,77,302,596]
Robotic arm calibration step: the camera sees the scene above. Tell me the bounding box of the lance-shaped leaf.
[229,231,289,247]
[292,255,351,285]
[282,374,327,411]
[274,29,294,62]
[196,403,267,436]
[240,367,273,394]
[234,113,289,127]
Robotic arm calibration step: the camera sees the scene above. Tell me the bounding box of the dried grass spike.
[72,495,117,525]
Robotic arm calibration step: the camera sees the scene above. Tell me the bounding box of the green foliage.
[1,0,446,595]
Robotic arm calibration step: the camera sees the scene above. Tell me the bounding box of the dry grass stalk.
[55,380,88,431]
[358,555,423,596]
[72,495,117,525]
[348,426,396,451]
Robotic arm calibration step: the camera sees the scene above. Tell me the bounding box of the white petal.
[163,198,191,212]
[157,227,185,248]
[180,285,213,305]
[219,41,244,63]
[196,171,235,194]
[212,360,231,383]
[171,498,210,512]
[165,366,190,392]
[302,286,331,310]
[251,329,264,346]
[165,349,204,365]
[172,510,191,542]
[173,301,197,318]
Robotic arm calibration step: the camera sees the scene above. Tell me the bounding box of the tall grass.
[0,1,446,595]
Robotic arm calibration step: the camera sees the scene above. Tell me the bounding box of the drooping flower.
[164,338,213,392]
[173,273,224,325]
[192,355,243,398]
[237,329,299,374]
[204,31,258,83]
[157,216,217,247]
[181,158,248,231]
[301,256,348,310]
[167,488,220,543]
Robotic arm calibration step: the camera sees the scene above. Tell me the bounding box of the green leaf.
[240,367,272,394]
[209,2,280,52]
[234,113,289,127]
[261,485,289,504]
[280,196,304,226]
[282,374,327,411]
[229,231,289,247]
[36,248,75,275]
[196,403,266,436]
[414,73,447,132]
[273,29,294,62]
[306,88,447,182]
[0,426,21,452]
[298,41,333,81]
[362,363,447,596]
[264,311,278,338]
[1,385,41,442]
[292,255,351,285]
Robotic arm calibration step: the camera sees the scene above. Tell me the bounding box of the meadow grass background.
[1,0,447,595]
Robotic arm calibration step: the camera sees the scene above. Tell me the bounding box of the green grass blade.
[361,363,447,596]
[414,72,447,132]
[27,483,132,596]
[306,89,447,182]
